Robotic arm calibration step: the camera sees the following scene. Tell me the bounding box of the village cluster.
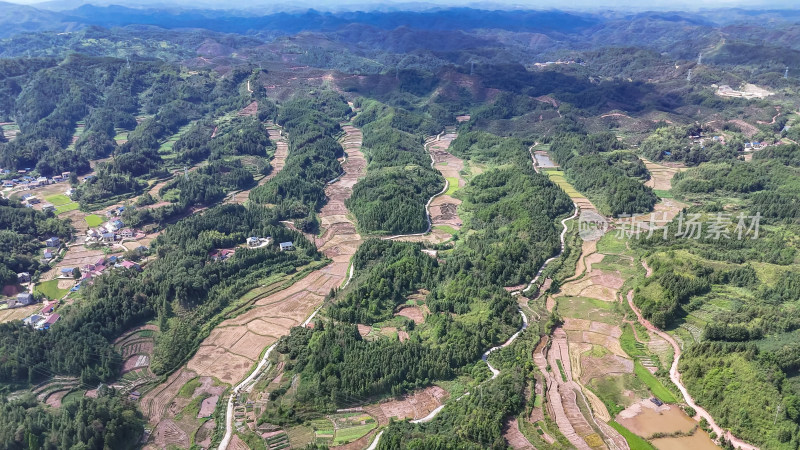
[1,217,294,333]
[689,133,773,151]
[0,169,78,210]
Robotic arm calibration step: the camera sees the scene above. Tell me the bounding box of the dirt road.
[383,129,461,243]
[626,287,757,450]
[215,124,366,450]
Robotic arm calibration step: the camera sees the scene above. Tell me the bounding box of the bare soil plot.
[716,83,773,99]
[357,324,371,337]
[140,368,198,424]
[152,419,189,449]
[503,418,535,449]
[55,245,106,273]
[642,159,683,191]
[395,305,425,324]
[0,303,40,324]
[197,395,219,418]
[143,375,225,448]
[315,125,365,263]
[45,390,70,408]
[238,100,258,117]
[545,329,608,449]
[372,386,448,423]
[228,434,250,450]
[559,272,623,302]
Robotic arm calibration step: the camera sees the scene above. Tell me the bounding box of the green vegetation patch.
[556,359,567,382]
[609,421,655,450]
[433,224,458,236]
[634,361,676,403]
[45,194,72,206]
[589,373,648,417]
[60,389,85,405]
[595,232,629,255]
[34,279,69,300]
[333,423,377,445]
[85,214,104,227]
[620,324,644,358]
[178,377,201,398]
[56,202,79,214]
[445,176,460,196]
[653,189,673,198]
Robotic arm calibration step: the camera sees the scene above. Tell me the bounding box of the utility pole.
[785,67,789,79]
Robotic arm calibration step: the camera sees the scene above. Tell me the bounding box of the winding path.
[515,204,578,297]
[382,130,461,242]
[381,134,446,240]
[214,124,366,450]
[627,265,758,450]
[368,147,580,448]
[363,308,531,450]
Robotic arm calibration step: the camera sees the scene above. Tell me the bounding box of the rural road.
[482,309,529,379]
[516,204,578,297]
[382,132,449,240]
[513,144,579,296]
[365,308,531,450]
[528,143,540,173]
[626,286,758,450]
[217,123,365,450]
[217,344,276,450]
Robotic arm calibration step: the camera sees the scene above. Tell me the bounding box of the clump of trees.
[0,197,72,285]
[0,392,144,450]
[249,91,351,220]
[639,124,740,165]
[346,99,444,234]
[548,132,657,216]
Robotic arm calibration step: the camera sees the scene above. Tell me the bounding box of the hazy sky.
[6,0,800,11]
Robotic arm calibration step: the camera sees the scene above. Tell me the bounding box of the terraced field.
[527,157,719,450]
[145,124,367,449]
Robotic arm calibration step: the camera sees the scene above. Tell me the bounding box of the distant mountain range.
[0,1,799,40]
